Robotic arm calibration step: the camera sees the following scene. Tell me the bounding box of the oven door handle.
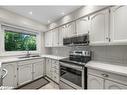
[60,62,84,71]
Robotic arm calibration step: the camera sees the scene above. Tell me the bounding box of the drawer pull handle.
[101,74,108,77]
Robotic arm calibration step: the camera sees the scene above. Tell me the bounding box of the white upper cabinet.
[52,28,59,47]
[76,17,89,36]
[59,26,65,46]
[45,30,53,47]
[89,9,110,45]
[110,6,127,45]
[65,22,76,38]
[58,22,76,46]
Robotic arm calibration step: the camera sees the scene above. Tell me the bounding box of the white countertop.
[0,55,66,64]
[86,61,127,77]
[41,55,66,60]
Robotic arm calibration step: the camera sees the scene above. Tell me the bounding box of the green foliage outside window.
[5,30,37,51]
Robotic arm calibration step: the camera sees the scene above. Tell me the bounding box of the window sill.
[0,51,40,57]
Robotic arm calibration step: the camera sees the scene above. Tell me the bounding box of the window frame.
[0,23,41,56]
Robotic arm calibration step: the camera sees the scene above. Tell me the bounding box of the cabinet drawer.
[53,73,59,83]
[18,58,44,66]
[18,60,34,66]
[52,60,59,69]
[88,68,127,85]
[52,68,59,74]
[35,58,45,62]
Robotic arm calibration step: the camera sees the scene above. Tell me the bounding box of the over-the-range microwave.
[63,34,89,46]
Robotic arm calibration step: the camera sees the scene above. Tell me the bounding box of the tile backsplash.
[50,45,127,64]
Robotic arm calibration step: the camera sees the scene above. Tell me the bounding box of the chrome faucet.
[26,50,30,57]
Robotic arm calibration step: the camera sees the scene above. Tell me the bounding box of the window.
[5,30,37,51]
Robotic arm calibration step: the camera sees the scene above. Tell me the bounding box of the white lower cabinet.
[2,62,17,88]
[17,59,45,86]
[33,59,44,80]
[18,63,33,86]
[46,58,52,78]
[87,68,127,89]
[105,80,127,89]
[88,74,104,89]
[2,58,45,87]
[46,58,59,84]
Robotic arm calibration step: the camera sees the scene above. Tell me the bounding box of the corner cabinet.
[52,28,59,47]
[46,58,52,78]
[89,9,110,45]
[33,59,45,80]
[76,16,89,36]
[2,62,17,88]
[58,26,66,46]
[87,68,127,89]
[110,6,127,45]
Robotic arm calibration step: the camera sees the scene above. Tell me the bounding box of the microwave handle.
[2,68,8,79]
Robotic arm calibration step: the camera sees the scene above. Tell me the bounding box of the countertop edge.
[0,55,66,64]
[85,61,127,77]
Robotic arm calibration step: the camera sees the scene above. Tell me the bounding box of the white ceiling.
[1,6,81,25]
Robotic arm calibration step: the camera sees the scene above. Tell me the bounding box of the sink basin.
[18,55,40,59]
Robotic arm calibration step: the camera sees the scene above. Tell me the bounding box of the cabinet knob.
[106,37,109,40]
[101,74,109,77]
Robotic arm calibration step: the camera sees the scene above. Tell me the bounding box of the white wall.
[0,8,47,32]
[0,8,48,56]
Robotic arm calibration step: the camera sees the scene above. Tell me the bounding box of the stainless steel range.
[59,50,91,89]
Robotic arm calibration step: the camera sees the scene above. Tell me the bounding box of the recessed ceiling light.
[29,11,33,15]
[61,12,65,15]
[48,20,51,23]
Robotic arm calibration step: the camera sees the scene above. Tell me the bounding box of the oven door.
[60,62,84,89]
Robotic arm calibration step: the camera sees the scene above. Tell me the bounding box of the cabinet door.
[46,59,52,78]
[88,74,104,89]
[65,22,76,38]
[2,63,17,88]
[33,60,44,80]
[76,17,89,35]
[105,80,127,89]
[59,26,65,46]
[110,6,127,44]
[18,64,32,86]
[45,31,49,47]
[89,9,109,45]
[45,30,53,47]
[52,28,59,47]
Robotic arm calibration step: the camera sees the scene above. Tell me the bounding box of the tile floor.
[39,77,59,89]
